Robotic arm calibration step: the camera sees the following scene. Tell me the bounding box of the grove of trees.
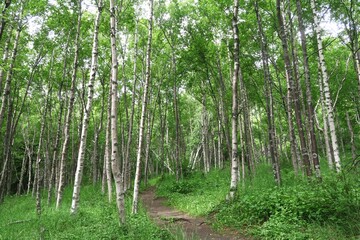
[0,0,359,226]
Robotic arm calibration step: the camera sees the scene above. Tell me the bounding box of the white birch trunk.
[318,66,333,168]
[56,1,82,209]
[202,91,210,173]
[230,0,239,200]
[311,0,341,172]
[296,0,321,178]
[132,0,154,214]
[104,90,112,202]
[123,19,139,192]
[70,1,102,214]
[109,0,125,224]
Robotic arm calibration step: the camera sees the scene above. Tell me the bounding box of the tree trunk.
[240,71,254,176]
[277,0,311,176]
[0,11,22,130]
[229,0,239,200]
[346,112,356,162]
[342,0,360,99]
[26,126,35,195]
[173,52,181,180]
[0,0,11,42]
[318,64,333,168]
[132,0,154,215]
[123,19,139,192]
[144,110,153,186]
[17,147,27,195]
[91,82,105,185]
[48,90,64,205]
[0,97,13,202]
[70,1,102,214]
[56,1,82,209]
[296,0,320,178]
[201,89,210,173]
[238,114,244,183]
[254,0,281,185]
[216,56,231,162]
[109,0,125,224]
[54,33,71,197]
[287,6,312,176]
[311,0,341,172]
[15,53,45,196]
[0,31,11,94]
[34,88,51,216]
[217,119,223,169]
[104,88,112,203]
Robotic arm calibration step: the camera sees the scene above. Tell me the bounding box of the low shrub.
[215,169,360,239]
[154,164,360,239]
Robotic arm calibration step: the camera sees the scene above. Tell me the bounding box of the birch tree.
[56,0,82,209]
[229,0,239,200]
[103,87,112,202]
[70,0,103,214]
[0,4,23,130]
[109,0,125,224]
[311,0,341,172]
[123,18,139,192]
[254,0,281,185]
[295,0,320,177]
[35,87,52,216]
[0,32,11,96]
[277,0,311,176]
[132,0,154,214]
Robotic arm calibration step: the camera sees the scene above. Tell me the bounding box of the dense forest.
[0,0,359,239]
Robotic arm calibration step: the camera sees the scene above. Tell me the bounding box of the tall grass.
[156,169,231,216]
[0,185,171,240]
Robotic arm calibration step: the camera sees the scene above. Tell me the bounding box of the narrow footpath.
[140,187,248,240]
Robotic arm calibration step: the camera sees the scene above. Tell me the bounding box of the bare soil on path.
[140,186,249,240]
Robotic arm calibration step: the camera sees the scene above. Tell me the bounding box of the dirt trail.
[140,187,248,240]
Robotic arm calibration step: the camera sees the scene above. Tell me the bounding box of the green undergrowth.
[0,185,171,240]
[156,168,230,216]
[155,164,360,239]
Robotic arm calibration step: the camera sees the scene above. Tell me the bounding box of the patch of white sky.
[319,11,343,37]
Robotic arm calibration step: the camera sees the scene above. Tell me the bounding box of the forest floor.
[140,186,248,240]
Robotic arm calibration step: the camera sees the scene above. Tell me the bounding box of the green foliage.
[215,168,360,239]
[154,165,360,239]
[0,185,172,240]
[156,169,230,216]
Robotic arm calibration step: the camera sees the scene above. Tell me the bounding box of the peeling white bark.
[311,0,341,172]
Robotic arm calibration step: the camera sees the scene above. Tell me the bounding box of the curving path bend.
[140,187,248,240]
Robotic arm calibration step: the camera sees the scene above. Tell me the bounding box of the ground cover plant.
[156,169,231,216]
[155,163,360,240]
[0,185,171,240]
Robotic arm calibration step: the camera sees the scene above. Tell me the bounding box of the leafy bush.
[215,169,360,239]
[155,164,360,239]
[170,181,196,194]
